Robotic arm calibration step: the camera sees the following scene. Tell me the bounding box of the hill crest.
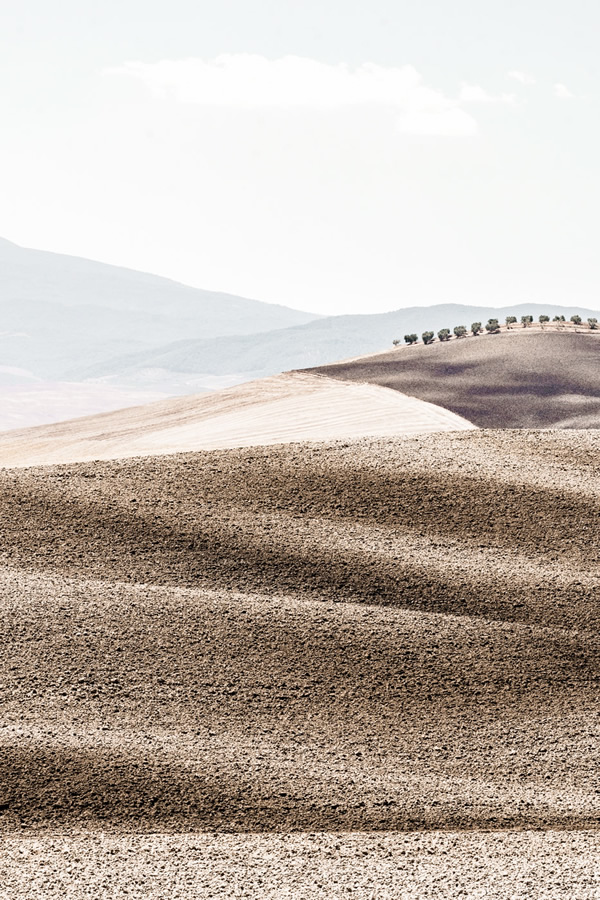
[307,329,600,429]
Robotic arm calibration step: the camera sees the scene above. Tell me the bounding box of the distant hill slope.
[0,373,474,468]
[74,303,600,392]
[308,330,600,429]
[0,237,319,378]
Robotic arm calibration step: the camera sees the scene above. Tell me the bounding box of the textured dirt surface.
[0,372,473,468]
[2,832,600,899]
[307,330,600,428]
[2,429,600,893]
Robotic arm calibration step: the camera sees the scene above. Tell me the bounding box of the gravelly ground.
[2,430,600,895]
[2,831,600,899]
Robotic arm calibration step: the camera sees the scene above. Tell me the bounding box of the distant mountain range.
[74,302,600,393]
[0,237,320,381]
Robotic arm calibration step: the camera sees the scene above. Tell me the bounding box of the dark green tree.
[485,318,500,333]
[453,325,467,338]
[588,318,598,330]
[437,328,451,342]
[471,321,482,335]
[571,315,582,325]
[404,333,419,345]
[422,331,435,344]
[521,315,533,326]
[539,315,550,324]
[505,316,517,325]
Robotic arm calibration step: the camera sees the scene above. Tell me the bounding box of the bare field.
[0,372,473,468]
[308,330,600,429]
[2,429,600,895]
[2,831,600,899]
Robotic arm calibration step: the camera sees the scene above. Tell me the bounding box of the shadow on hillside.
[2,743,598,832]
[309,332,600,428]
[0,462,599,630]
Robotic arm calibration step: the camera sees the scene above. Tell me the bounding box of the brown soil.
[306,330,600,428]
[1,429,600,838]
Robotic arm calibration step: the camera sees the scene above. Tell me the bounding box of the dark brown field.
[2,429,600,894]
[1,429,600,830]
[308,330,600,428]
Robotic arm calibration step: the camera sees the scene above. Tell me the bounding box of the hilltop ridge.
[0,373,474,469]
[308,329,600,429]
[71,303,600,392]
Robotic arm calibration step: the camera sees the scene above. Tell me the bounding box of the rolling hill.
[4,243,600,893]
[0,372,474,468]
[309,329,600,429]
[1,429,599,892]
[3,235,600,434]
[3,328,600,467]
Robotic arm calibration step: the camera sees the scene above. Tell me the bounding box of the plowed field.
[2,430,600,895]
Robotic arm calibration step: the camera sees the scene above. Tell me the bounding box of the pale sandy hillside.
[0,371,474,468]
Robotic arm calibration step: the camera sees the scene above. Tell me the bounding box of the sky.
[0,0,598,315]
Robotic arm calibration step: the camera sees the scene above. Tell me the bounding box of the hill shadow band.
[2,743,600,833]
[0,456,598,629]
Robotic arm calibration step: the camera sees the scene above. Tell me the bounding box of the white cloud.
[106,54,479,136]
[554,83,574,99]
[459,83,516,104]
[507,70,536,85]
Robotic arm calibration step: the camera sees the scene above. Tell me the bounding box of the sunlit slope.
[0,372,473,468]
[1,430,600,831]
[307,330,600,428]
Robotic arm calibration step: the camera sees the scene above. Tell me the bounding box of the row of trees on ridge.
[393,314,598,346]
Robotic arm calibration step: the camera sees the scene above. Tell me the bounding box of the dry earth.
[2,429,600,895]
[308,330,600,428]
[0,372,473,468]
[3,832,600,898]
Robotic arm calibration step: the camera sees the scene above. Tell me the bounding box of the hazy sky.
[1,1,598,314]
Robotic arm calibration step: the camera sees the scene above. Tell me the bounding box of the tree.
[505,316,517,325]
[422,331,435,344]
[404,333,418,345]
[485,318,500,333]
[571,315,582,325]
[588,318,598,330]
[392,339,401,346]
[437,328,451,342]
[453,325,467,338]
[553,315,565,322]
[471,321,482,335]
[539,315,550,324]
[521,315,533,326]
